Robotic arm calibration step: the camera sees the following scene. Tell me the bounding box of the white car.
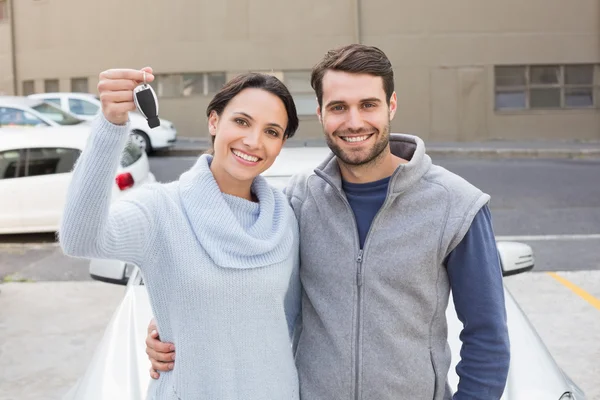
[0,127,156,235]
[0,96,89,129]
[63,148,586,400]
[29,93,177,153]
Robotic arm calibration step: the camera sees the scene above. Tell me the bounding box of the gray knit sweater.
[59,115,301,399]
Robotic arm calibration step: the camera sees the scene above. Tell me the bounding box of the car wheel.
[130,130,152,153]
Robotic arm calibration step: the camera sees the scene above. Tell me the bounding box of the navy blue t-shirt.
[341,178,509,399]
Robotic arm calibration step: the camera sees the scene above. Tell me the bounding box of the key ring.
[142,70,147,86]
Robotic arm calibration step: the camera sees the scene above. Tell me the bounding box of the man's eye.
[363,103,376,108]
[332,105,345,111]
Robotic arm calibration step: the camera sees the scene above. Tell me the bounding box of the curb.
[165,147,600,160]
[427,148,600,160]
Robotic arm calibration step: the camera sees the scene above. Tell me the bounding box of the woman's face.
[209,88,288,185]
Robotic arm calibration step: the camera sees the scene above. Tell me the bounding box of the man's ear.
[316,103,323,124]
[208,111,219,137]
[388,92,398,121]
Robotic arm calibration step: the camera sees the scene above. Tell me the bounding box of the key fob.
[133,83,160,128]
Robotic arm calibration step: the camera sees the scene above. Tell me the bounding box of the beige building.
[1,0,599,142]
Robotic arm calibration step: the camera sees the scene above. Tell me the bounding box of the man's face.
[317,70,397,166]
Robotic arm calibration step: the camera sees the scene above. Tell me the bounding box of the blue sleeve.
[445,205,510,400]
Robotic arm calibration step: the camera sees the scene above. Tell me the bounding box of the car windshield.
[31,102,85,126]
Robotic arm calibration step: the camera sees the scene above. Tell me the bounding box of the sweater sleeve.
[446,205,510,400]
[59,114,154,267]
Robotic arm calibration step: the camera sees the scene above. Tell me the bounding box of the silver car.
[63,147,587,400]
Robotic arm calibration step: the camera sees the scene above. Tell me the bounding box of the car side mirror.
[496,241,535,277]
[89,259,134,285]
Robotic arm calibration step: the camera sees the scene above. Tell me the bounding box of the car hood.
[63,286,153,400]
[66,282,585,400]
[446,287,584,399]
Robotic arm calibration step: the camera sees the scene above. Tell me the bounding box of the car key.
[133,71,160,128]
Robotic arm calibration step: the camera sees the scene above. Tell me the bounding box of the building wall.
[5,0,600,141]
[0,11,13,95]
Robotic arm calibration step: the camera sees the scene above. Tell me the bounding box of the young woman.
[59,67,301,399]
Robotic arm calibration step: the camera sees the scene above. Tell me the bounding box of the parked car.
[0,127,156,235]
[0,96,87,128]
[29,93,177,153]
[63,147,586,400]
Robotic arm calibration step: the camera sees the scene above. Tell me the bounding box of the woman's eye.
[235,118,249,126]
[266,129,279,137]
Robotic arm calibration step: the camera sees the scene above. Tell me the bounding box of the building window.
[0,1,8,22]
[44,79,59,93]
[22,80,35,96]
[71,77,88,93]
[495,64,599,111]
[284,71,317,116]
[151,72,226,98]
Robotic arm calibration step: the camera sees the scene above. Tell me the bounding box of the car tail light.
[115,172,135,191]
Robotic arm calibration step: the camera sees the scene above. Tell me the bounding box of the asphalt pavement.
[167,135,600,159]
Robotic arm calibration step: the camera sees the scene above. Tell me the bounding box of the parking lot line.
[547,272,600,311]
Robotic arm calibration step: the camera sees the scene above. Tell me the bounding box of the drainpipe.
[353,0,361,44]
[8,0,17,95]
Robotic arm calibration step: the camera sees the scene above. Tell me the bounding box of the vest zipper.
[355,248,364,400]
[356,249,364,286]
[314,170,393,400]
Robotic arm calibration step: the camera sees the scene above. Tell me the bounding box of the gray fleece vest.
[285,134,490,400]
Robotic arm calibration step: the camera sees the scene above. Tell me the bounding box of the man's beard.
[325,123,390,167]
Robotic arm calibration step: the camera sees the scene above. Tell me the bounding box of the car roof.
[0,127,90,152]
[0,96,46,108]
[31,92,97,99]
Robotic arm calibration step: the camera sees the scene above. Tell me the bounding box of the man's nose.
[346,108,364,131]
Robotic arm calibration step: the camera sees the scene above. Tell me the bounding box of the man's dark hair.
[310,44,394,107]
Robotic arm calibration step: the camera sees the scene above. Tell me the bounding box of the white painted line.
[497,234,600,241]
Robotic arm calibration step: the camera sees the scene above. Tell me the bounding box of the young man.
[146,44,510,399]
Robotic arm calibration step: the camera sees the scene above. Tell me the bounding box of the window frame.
[0,1,8,23]
[22,80,35,96]
[70,77,89,93]
[494,64,599,112]
[21,147,81,178]
[151,72,227,98]
[44,79,60,93]
[0,149,24,180]
[284,70,317,116]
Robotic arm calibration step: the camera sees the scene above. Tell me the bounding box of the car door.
[18,147,81,232]
[67,97,100,121]
[0,149,25,233]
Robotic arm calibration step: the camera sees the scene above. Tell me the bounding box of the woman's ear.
[208,111,219,137]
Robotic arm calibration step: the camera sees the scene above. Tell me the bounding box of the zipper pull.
[356,250,364,286]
